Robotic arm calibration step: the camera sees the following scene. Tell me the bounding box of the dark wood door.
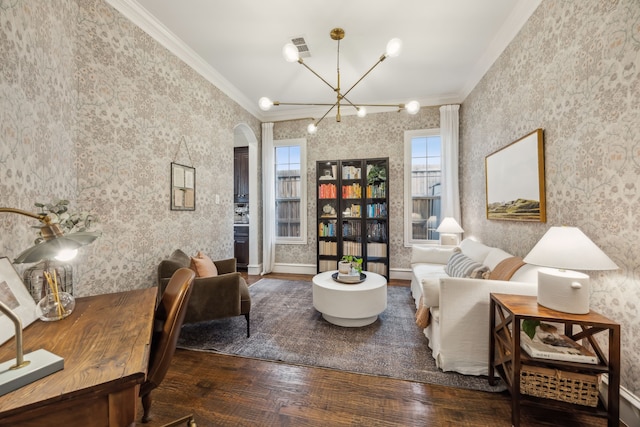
[234,226,249,269]
[234,147,249,202]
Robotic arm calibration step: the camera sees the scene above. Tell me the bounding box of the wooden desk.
[0,287,157,427]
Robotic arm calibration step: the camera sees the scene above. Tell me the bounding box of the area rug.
[177,278,505,393]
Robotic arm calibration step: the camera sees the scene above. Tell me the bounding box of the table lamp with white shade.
[436,217,464,246]
[523,226,618,314]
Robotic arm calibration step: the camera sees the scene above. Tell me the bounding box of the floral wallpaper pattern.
[2,0,640,398]
[1,0,260,295]
[461,0,640,394]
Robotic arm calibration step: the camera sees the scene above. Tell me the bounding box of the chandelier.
[259,28,420,134]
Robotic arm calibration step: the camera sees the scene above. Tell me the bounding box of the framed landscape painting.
[485,129,546,222]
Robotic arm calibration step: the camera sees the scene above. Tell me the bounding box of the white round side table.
[312,270,387,327]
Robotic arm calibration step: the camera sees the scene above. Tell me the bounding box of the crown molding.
[105,0,264,120]
[460,0,542,100]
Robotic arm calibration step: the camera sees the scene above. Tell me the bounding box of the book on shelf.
[520,331,598,364]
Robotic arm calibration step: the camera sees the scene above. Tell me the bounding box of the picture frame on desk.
[0,257,38,345]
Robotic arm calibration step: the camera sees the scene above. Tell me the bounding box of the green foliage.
[341,255,363,273]
[522,319,540,339]
[366,165,387,184]
[33,200,97,244]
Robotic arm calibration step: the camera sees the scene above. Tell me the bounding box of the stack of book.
[337,272,361,283]
[520,331,597,364]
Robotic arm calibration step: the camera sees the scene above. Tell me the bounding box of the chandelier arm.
[348,102,405,108]
[299,60,338,92]
[271,102,338,107]
[340,95,358,110]
[341,54,386,99]
[314,101,339,127]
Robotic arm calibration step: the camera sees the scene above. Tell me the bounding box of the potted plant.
[33,199,97,244]
[340,255,363,274]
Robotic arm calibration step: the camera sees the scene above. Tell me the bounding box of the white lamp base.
[0,349,64,396]
[440,234,459,246]
[537,268,591,314]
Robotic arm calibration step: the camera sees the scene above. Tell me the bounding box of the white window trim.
[274,138,307,245]
[404,128,441,247]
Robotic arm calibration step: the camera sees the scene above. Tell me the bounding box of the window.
[404,129,441,245]
[274,138,307,244]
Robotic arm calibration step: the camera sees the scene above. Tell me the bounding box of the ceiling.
[108,0,541,122]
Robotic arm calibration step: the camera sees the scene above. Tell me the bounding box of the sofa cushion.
[482,248,513,271]
[489,256,525,280]
[510,263,540,283]
[459,238,492,263]
[190,251,219,278]
[445,252,485,278]
[158,249,191,281]
[415,264,448,307]
[411,245,456,265]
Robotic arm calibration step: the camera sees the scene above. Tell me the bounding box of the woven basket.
[520,365,600,407]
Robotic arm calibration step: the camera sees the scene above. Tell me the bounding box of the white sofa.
[410,238,540,376]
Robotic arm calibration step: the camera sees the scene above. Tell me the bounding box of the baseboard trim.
[272,263,317,275]
[600,375,640,427]
[247,263,262,276]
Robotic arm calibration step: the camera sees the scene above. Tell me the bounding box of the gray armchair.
[157,249,251,337]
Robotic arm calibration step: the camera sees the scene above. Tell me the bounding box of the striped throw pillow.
[444,252,484,278]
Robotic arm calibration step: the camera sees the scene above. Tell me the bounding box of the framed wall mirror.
[170,162,196,211]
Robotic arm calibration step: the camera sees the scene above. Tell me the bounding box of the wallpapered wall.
[0,1,260,295]
[461,0,640,394]
[273,108,440,270]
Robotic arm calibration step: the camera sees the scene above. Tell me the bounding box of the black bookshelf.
[316,158,389,278]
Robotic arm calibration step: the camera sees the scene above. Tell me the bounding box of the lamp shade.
[523,226,617,271]
[14,231,101,264]
[436,217,464,234]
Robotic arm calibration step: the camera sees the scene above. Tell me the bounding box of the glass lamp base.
[37,292,76,321]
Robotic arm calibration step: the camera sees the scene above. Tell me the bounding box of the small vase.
[37,292,75,321]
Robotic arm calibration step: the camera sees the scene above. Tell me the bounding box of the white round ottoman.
[312,270,387,327]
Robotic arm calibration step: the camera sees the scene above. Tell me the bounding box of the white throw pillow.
[459,238,492,263]
[411,245,456,265]
[482,248,513,271]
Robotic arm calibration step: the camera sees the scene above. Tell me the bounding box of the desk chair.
[140,267,196,424]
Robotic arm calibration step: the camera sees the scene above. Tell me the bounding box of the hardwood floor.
[138,273,611,427]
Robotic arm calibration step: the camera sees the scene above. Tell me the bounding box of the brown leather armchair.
[158,249,251,337]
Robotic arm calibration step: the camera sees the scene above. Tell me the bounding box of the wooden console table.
[489,293,620,427]
[0,287,157,427]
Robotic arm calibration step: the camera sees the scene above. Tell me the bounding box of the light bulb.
[258,97,273,111]
[405,100,420,115]
[357,107,367,118]
[385,38,402,58]
[307,123,317,134]
[55,248,78,262]
[282,43,299,62]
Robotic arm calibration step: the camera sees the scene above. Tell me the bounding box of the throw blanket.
[489,256,525,281]
[415,297,430,328]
